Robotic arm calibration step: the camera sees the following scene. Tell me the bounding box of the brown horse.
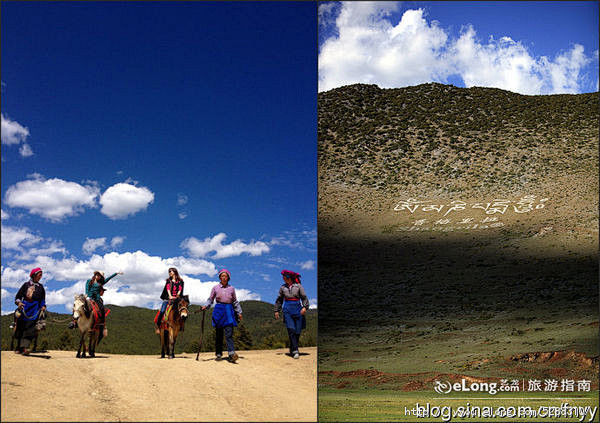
[72,294,104,358]
[158,295,189,359]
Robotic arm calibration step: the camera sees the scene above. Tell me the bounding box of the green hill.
[2,300,317,355]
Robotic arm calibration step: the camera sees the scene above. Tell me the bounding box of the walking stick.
[195,309,205,361]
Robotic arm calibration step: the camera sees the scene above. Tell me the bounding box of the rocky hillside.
[318,83,598,196]
[317,83,598,402]
[317,83,598,326]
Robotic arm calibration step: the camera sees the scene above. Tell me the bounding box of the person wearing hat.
[155,267,185,334]
[275,270,309,359]
[69,270,123,341]
[202,269,242,362]
[13,268,46,355]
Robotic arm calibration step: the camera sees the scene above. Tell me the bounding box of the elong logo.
[434,379,500,395]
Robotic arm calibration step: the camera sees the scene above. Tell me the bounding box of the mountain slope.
[317,84,598,398]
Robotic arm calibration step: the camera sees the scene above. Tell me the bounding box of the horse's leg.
[170,326,180,359]
[160,329,166,358]
[164,329,169,358]
[89,331,96,358]
[169,327,175,358]
[77,333,85,358]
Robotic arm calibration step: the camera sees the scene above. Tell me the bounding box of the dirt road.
[1,348,317,422]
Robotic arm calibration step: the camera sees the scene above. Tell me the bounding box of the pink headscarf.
[30,267,42,278]
[281,269,301,284]
[218,269,231,280]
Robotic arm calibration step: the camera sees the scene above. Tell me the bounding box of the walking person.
[275,269,309,359]
[155,267,185,334]
[202,269,242,362]
[14,268,46,355]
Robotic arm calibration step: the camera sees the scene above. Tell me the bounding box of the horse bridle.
[177,300,189,316]
[74,295,91,319]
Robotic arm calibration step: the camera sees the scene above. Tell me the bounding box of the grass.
[319,388,599,422]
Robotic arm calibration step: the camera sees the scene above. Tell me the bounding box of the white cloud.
[181,233,270,259]
[234,288,261,302]
[1,287,15,312]
[99,182,154,219]
[177,194,188,206]
[544,44,589,94]
[1,224,42,250]
[1,225,67,262]
[110,236,125,248]
[448,27,591,95]
[309,298,318,309]
[3,250,257,312]
[178,212,188,220]
[4,175,99,222]
[300,260,315,270]
[82,237,107,255]
[319,4,596,95]
[269,228,317,251]
[319,5,449,91]
[318,2,338,20]
[242,269,272,282]
[1,267,30,289]
[1,209,8,220]
[1,114,30,145]
[1,247,266,313]
[19,143,34,157]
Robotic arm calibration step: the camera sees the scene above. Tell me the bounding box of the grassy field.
[319,388,598,422]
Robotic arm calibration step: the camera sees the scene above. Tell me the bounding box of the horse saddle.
[89,300,110,328]
[154,304,174,326]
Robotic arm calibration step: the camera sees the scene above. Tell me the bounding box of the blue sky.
[1,2,317,314]
[319,1,599,94]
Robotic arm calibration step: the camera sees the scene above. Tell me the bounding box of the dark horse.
[72,294,104,358]
[158,295,189,359]
[10,308,47,352]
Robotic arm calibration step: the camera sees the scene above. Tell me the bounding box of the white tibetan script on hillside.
[394,196,548,216]
[396,216,505,232]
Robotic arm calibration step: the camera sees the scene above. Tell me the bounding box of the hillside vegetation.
[317,83,598,415]
[319,83,597,195]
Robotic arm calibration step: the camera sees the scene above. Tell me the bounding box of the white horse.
[72,294,103,358]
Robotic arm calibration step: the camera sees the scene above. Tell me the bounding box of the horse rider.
[275,269,309,359]
[14,267,46,355]
[69,270,123,339]
[202,269,243,362]
[155,267,185,334]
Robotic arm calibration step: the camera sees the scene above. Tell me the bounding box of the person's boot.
[155,313,164,334]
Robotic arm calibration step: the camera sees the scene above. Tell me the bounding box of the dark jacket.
[160,279,184,301]
[15,279,46,321]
